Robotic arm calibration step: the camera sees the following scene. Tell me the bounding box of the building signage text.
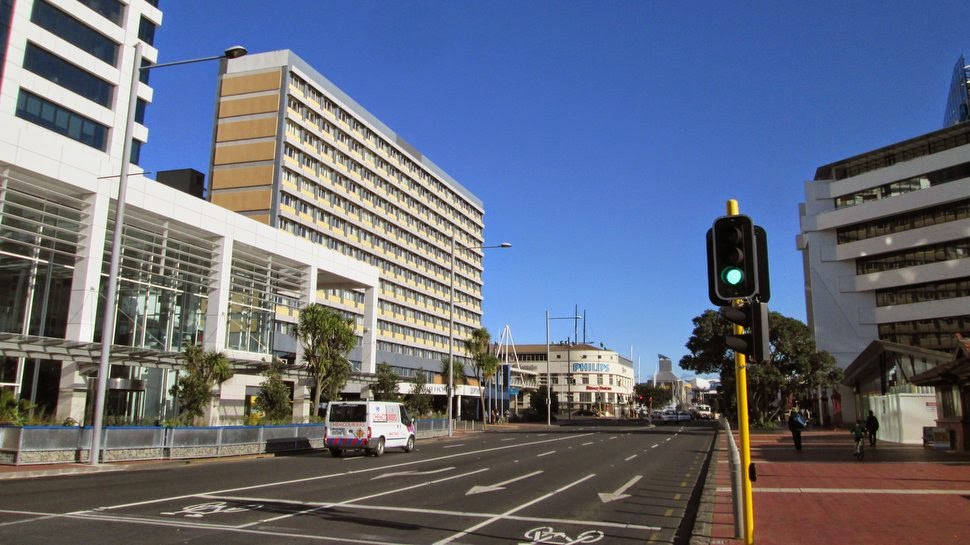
[572,363,611,373]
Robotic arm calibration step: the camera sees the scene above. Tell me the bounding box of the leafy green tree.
[680,308,842,426]
[464,328,498,428]
[170,344,233,425]
[633,383,673,409]
[256,358,293,423]
[295,304,358,411]
[372,361,401,401]
[406,369,433,418]
[529,385,558,420]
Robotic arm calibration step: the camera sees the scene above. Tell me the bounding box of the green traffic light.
[721,267,744,286]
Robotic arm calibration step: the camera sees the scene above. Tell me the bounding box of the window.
[328,403,366,422]
[135,98,147,124]
[76,0,124,25]
[130,139,142,165]
[939,386,956,419]
[16,89,108,150]
[138,16,157,46]
[23,43,114,107]
[31,0,119,66]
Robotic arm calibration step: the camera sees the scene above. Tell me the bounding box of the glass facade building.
[943,55,970,127]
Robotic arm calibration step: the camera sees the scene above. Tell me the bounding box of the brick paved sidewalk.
[704,429,970,545]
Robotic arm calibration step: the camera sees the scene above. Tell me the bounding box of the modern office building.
[0,0,380,425]
[514,343,635,417]
[207,50,488,387]
[797,120,970,432]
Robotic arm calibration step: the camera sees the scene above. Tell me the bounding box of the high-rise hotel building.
[209,50,487,378]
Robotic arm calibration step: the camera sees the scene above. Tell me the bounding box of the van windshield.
[329,404,366,422]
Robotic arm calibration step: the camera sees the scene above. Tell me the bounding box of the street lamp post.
[447,236,510,437]
[544,312,582,426]
[89,42,247,465]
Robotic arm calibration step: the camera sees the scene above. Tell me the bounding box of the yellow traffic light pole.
[727,199,755,544]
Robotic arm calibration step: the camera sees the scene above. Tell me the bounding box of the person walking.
[787,408,806,451]
[851,420,866,460]
[865,410,879,447]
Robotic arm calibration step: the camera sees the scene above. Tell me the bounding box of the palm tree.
[464,328,498,428]
[295,304,358,413]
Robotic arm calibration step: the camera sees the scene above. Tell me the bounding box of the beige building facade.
[515,343,635,417]
[208,51,487,382]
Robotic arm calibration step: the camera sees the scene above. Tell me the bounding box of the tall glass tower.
[943,55,970,127]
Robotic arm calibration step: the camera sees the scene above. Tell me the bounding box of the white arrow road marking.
[371,467,455,480]
[598,475,642,503]
[465,470,543,495]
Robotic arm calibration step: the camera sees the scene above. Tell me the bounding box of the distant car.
[695,404,713,420]
[660,410,679,423]
[677,410,693,422]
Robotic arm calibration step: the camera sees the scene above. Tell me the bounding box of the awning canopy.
[0,332,278,375]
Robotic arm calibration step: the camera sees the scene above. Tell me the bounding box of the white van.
[324,401,416,457]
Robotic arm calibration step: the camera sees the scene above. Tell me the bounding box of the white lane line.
[238,467,491,528]
[0,504,663,536]
[91,432,596,512]
[434,473,599,545]
[501,438,516,442]
[443,443,465,449]
[582,442,595,446]
[2,510,407,544]
[371,467,455,480]
[536,450,556,457]
[625,454,637,461]
[651,444,660,449]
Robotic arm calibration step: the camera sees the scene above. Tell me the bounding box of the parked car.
[676,410,693,422]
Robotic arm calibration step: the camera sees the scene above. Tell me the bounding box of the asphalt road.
[0,421,717,544]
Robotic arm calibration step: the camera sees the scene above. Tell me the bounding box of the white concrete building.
[0,0,379,424]
[797,121,970,429]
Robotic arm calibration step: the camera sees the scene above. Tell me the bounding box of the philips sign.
[572,363,611,373]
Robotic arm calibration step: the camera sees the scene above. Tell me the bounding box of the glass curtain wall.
[91,206,215,423]
[227,246,305,356]
[0,173,84,417]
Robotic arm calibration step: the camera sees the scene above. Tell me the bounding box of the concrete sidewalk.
[701,429,970,545]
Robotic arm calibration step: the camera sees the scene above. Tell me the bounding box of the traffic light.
[707,215,758,303]
[721,301,770,363]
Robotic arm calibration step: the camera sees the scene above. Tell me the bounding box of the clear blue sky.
[142,1,970,380]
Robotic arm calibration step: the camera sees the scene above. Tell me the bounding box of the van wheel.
[403,435,415,453]
[329,448,343,458]
[369,438,385,457]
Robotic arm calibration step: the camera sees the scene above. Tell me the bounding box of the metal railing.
[0,418,483,465]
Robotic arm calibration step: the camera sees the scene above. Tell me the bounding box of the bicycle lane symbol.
[520,526,604,545]
[161,501,263,519]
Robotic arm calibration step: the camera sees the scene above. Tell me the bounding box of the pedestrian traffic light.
[708,215,758,302]
[721,301,770,363]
